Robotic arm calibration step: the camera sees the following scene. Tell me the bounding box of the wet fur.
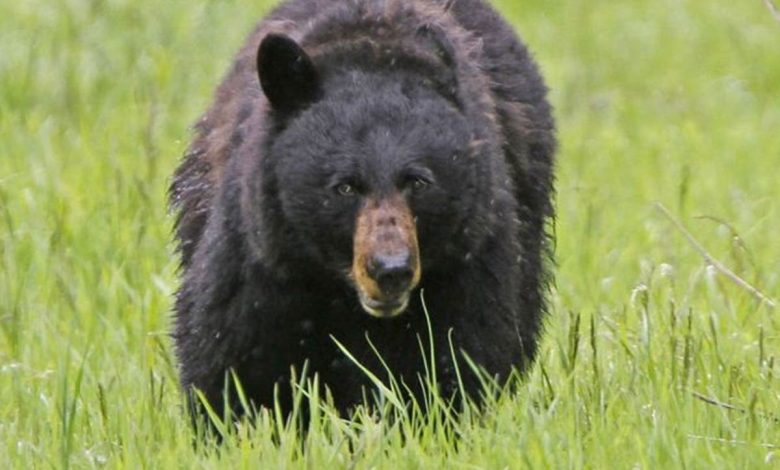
[170,0,555,419]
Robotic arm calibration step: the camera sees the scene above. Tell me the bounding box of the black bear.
[170,0,555,420]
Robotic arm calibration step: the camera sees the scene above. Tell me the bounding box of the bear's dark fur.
[170,0,555,420]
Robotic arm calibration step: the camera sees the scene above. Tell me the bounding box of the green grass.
[1,0,779,467]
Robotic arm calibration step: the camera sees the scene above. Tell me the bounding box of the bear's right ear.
[257,34,321,114]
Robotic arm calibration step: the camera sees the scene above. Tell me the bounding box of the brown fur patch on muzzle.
[352,193,421,318]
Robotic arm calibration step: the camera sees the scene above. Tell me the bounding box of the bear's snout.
[352,194,421,318]
[367,252,415,297]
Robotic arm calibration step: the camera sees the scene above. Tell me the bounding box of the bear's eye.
[409,176,431,193]
[336,182,356,197]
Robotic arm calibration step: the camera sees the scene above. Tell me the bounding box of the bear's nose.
[367,252,415,296]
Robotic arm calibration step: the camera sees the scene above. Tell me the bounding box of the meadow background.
[1,0,779,467]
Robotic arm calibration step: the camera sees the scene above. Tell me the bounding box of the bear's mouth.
[358,290,410,318]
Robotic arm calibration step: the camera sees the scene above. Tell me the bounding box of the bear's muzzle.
[352,194,421,318]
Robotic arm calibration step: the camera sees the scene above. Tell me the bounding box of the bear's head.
[248,33,502,318]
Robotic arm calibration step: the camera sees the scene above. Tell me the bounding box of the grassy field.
[2,0,779,467]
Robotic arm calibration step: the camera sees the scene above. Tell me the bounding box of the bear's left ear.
[257,34,321,114]
[416,23,457,70]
